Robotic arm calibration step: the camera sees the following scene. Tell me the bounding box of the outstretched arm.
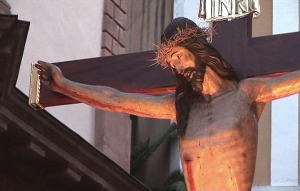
[240,70,300,103]
[36,61,176,120]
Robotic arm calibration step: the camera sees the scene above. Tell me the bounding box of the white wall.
[173,0,208,28]
[271,0,300,186]
[9,0,104,144]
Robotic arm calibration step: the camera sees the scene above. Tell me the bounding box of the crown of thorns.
[155,26,211,68]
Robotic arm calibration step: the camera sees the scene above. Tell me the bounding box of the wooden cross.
[39,14,300,107]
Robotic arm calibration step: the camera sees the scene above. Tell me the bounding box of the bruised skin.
[180,89,259,191]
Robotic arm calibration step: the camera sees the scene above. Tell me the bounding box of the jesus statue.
[35,17,300,191]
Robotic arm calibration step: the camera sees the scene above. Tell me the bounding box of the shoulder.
[238,77,269,91]
[237,77,270,102]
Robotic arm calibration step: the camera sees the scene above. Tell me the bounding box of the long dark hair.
[161,17,236,136]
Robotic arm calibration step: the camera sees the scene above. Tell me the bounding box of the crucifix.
[31,14,300,107]
[30,7,300,191]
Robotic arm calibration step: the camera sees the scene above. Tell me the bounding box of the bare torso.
[180,88,260,191]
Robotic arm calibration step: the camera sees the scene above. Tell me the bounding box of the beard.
[182,61,206,95]
[173,61,206,136]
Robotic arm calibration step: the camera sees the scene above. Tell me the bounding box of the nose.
[176,67,184,74]
[171,60,184,74]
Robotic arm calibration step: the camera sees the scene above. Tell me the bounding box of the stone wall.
[102,0,128,56]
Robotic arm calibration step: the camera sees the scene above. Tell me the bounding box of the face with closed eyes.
[167,46,206,94]
[166,46,196,81]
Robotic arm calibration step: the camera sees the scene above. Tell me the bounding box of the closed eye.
[177,53,182,59]
[170,51,178,58]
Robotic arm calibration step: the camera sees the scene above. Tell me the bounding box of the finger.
[35,63,47,72]
[36,60,49,69]
[37,60,48,65]
[35,63,42,70]
[37,70,45,76]
[37,70,50,80]
[39,73,48,81]
[39,78,51,88]
[36,64,50,74]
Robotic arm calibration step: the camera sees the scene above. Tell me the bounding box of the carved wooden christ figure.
[36,17,300,191]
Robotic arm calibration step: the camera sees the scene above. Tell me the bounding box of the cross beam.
[39,15,300,107]
[40,51,174,106]
[212,15,300,80]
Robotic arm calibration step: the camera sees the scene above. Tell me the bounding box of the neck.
[201,67,237,99]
